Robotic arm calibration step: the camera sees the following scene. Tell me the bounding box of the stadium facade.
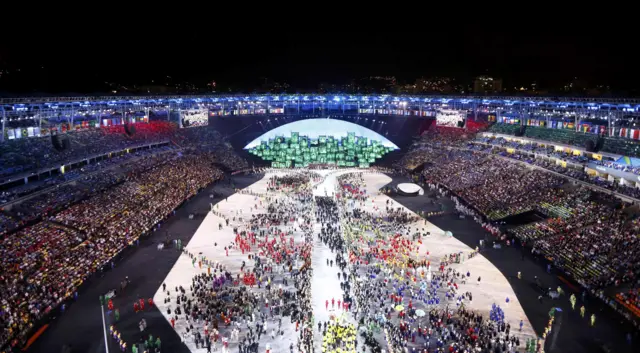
[2,94,640,142]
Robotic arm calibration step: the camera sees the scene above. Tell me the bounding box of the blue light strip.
[2,95,639,114]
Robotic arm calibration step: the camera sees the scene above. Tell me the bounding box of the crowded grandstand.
[1,94,639,353]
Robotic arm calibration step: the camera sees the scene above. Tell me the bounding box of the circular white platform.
[397,183,424,196]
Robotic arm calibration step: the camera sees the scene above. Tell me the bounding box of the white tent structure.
[244,118,399,150]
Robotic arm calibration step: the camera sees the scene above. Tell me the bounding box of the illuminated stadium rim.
[1,94,640,112]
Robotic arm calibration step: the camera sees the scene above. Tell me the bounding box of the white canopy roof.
[244,118,399,150]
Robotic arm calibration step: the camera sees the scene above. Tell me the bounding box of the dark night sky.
[0,28,637,94]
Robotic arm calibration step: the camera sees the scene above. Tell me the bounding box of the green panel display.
[249,132,395,168]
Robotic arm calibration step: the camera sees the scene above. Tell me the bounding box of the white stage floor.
[154,170,538,353]
[347,172,537,346]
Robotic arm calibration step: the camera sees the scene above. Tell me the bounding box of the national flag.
[620,128,627,138]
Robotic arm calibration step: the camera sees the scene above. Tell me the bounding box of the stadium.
[1,94,640,353]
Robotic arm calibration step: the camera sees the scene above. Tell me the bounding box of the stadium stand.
[617,288,640,318]
[485,123,640,159]
[0,121,177,182]
[398,132,640,321]
[523,126,598,147]
[0,124,247,350]
[486,123,522,135]
[464,139,640,199]
[601,137,640,157]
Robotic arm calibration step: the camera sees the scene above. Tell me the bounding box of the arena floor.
[154,170,537,353]
[27,171,638,353]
